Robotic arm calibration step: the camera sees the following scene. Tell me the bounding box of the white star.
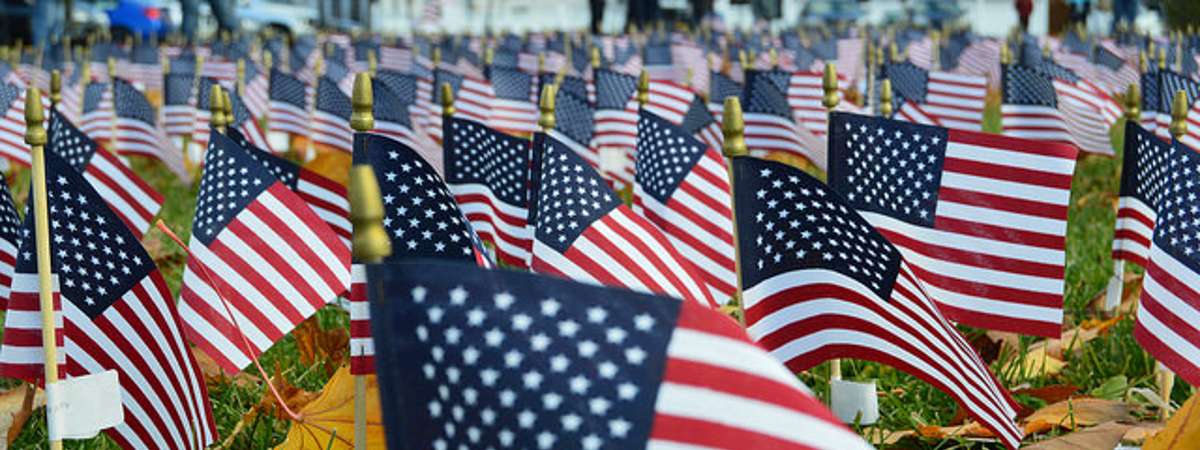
[609,418,632,438]
[633,313,655,331]
[550,354,570,372]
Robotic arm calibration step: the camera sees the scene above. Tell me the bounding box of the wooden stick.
[348,72,381,450]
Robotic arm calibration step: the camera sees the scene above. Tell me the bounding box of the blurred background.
[1,0,1197,47]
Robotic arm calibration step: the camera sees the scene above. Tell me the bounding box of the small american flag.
[120,43,162,93]
[268,68,310,137]
[59,65,85,124]
[48,109,163,238]
[1112,122,1172,272]
[366,260,873,450]
[486,66,537,136]
[348,132,490,374]
[240,60,270,121]
[0,83,29,163]
[444,117,534,268]
[643,41,674,81]
[311,75,355,153]
[529,132,718,308]
[731,155,1021,448]
[1157,70,1200,150]
[708,70,743,119]
[1002,62,1119,155]
[884,62,988,131]
[591,68,639,187]
[828,112,1078,337]
[371,75,436,155]
[0,149,217,449]
[108,79,183,173]
[178,130,350,374]
[163,71,197,136]
[1091,42,1139,94]
[79,81,114,142]
[744,70,824,167]
[1140,68,1162,133]
[0,173,19,306]
[633,110,736,303]
[1128,136,1200,387]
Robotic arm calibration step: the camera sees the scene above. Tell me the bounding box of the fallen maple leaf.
[275,366,384,449]
[1025,421,1132,450]
[292,316,350,374]
[0,384,42,448]
[1144,392,1200,450]
[1023,398,1134,435]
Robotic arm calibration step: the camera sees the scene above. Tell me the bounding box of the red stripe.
[1117,206,1155,229]
[650,414,823,449]
[943,157,1073,191]
[579,216,685,299]
[933,215,1066,250]
[255,184,350,295]
[879,227,1064,279]
[951,127,1078,160]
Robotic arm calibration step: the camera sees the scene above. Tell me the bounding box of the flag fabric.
[224,89,274,153]
[241,60,270,121]
[1158,70,1200,150]
[311,75,355,153]
[745,70,824,167]
[633,110,736,303]
[348,131,491,374]
[79,81,114,143]
[0,173,19,306]
[0,83,28,164]
[884,62,988,131]
[731,155,1021,448]
[1092,42,1139,93]
[592,68,640,187]
[59,65,86,125]
[1112,122,1171,270]
[121,43,163,93]
[178,130,350,374]
[1128,136,1200,387]
[108,79,184,173]
[1000,64,1082,152]
[529,132,718,308]
[48,110,163,238]
[162,72,196,136]
[370,75,436,156]
[268,68,310,137]
[486,66,537,135]
[708,70,743,119]
[226,127,350,246]
[367,259,874,450]
[1141,69,1162,133]
[1042,59,1123,154]
[443,117,534,268]
[828,112,1078,337]
[0,148,217,449]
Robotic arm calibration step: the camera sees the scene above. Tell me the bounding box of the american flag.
[745,70,824,168]
[453,74,493,125]
[708,70,743,118]
[1112,123,1172,274]
[828,112,1077,337]
[378,45,413,72]
[954,38,1002,85]
[731,155,1021,448]
[311,75,354,154]
[633,110,736,303]
[0,83,30,163]
[59,65,85,124]
[177,130,350,374]
[0,149,217,449]
[323,58,355,97]
[79,81,114,142]
[370,76,436,155]
[1002,62,1119,155]
[226,127,350,246]
[107,79,181,170]
[529,132,718,308]
[1129,136,1200,387]
[120,43,162,93]
[366,260,874,450]
[1158,70,1200,149]
[48,109,163,238]
[268,68,309,137]
[1141,68,1162,133]
[1091,42,1139,94]
[884,62,987,131]
[200,59,237,84]
[162,71,196,136]
[240,59,270,121]
[444,117,534,268]
[591,68,639,187]
[0,173,18,306]
[348,131,490,374]
[422,68,464,143]
[643,41,674,81]
[191,78,272,153]
[224,89,273,152]
[1046,58,1123,154]
[486,66,537,136]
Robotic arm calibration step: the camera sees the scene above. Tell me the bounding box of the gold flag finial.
[432,46,442,66]
[237,58,247,96]
[220,89,233,123]
[822,62,839,111]
[537,52,545,73]
[209,83,226,131]
[484,46,494,66]
[890,42,900,63]
[1000,43,1012,65]
[1170,89,1189,139]
[24,87,46,147]
[107,56,116,79]
[1042,42,1052,59]
[880,78,893,117]
[538,83,557,131]
[263,50,273,71]
[769,47,778,68]
[721,96,747,158]
[49,70,61,106]
[1158,46,1167,70]
[351,72,375,132]
[440,82,456,117]
[1125,83,1141,120]
[738,49,748,69]
[684,67,694,88]
[590,46,601,70]
[637,70,650,106]
[367,50,377,75]
[350,165,393,263]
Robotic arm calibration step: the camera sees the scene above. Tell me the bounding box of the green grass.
[1,107,1191,449]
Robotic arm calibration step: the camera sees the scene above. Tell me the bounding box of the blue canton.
[635,111,707,204]
[530,134,621,253]
[444,117,531,207]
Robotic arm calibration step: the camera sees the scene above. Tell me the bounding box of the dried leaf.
[1,384,43,448]
[1120,422,1164,444]
[258,365,320,421]
[275,366,384,449]
[1144,392,1200,450]
[860,427,914,445]
[192,347,259,387]
[915,421,996,439]
[1015,346,1066,377]
[1026,421,1132,450]
[1014,384,1081,405]
[292,316,350,373]
[1023,398,1134,435]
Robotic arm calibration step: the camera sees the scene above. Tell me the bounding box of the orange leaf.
[1022,398,1134,434]
[275,366,384,449]
[304,150,353,187]
[1144,392,1200,450]
[2,384,42,446]
[1014,384,1081,405]
[292,316,350,372]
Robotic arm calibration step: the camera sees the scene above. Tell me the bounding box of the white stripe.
[605,210,712,305]
[258,191,350,292]
[863,212,1065,266]
[531,239,600,285]
[667,328,808,394]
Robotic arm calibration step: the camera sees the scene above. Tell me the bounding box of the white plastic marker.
[46,370,123,440]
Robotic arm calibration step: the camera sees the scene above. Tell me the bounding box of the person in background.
[1015,0,1033,32]
[31,0,65,47]
[1068,0,1091,27]
[1112,0,1137,32]
[591,0,604,34]
[181,0,238,42]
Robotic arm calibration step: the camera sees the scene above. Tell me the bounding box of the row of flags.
[0,23,1194,448]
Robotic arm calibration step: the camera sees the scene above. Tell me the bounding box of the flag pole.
[822,61,843,382]
[26,87,64,450]
[1157,89,1189,420]
[306,55,324,161]
[349,71,379,450]
[107,57,119,154]
[1105,83,1140,312]
[719,96,747,324]
[211,83,227,134]
[50,70,62,109]
[262,51,273,142]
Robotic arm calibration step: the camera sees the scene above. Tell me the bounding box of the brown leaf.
[2,384,43,446]
[1025,421,1132,450]
[1144,392,1200,450]
[304,148,352,186]
[292,316,350,374]
[1014,384,1082,405]
[967,332,1003,364]
[1121,422,1164,444]
[191,347,259,387]
[255,365,320,422]
[1023,398,1134,434]
[860,427,915,445]
[275,366,384,449]
[915,422,996,439]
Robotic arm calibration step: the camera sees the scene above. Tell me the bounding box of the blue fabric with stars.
[747,69,791,97]
[0,83,20,112]
[353,133,484,263]
[709,71,743,107]
[678,97,716,136]
[1158,71,1200,114]
[113,79,157,125]
[269,68,307,110]
[0,171,19,258]
[884,62,929,105]
[82,82,108,114]
[1002,64,1057,107]
[827,112,948,228]
[553,90,594,148]
[732,156,902,299]
[225,127,305,191]
[163,72,195,107]
[636,110,708,204]
[1154,139,1200,270]
[741,71,791,119]
[1142,70,1161,115]
[529,134,622,254]
[47,110,99,173]
[1120,122,1175,210]
[434,69,465,106]
[316,77,353,120]
[489,67,533,103]
[367,260,676,450]
[191,131,277,244]
[15,150,154,318]
[443,117,531,207]
[594,69,637,110]
[376,70,418,107]
[371,78,412,128]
